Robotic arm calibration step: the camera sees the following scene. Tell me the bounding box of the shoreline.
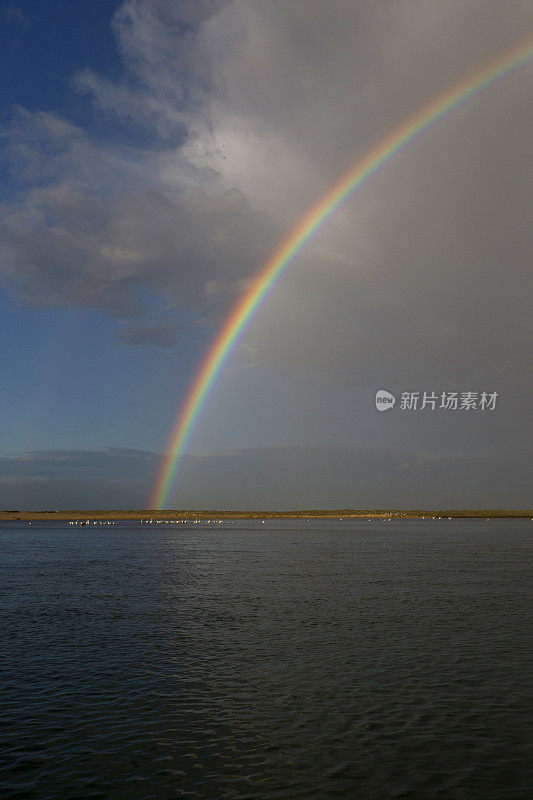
[1,509,532,521]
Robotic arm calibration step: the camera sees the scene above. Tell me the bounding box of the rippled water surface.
[1,519,531,799]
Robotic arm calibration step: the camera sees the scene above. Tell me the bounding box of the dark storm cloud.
[0,448,160,509]
[0,445,530,510]
[0,447,159,477]
[178,446,532,509]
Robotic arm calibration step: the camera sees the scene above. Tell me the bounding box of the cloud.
[0,0,531,390]
[117,320,180,347]
[0,447,158,477]
[0,6,277,319]
[195,1,532,392]
[0,448,159,510]
[0,445,530,510]
[0,111,274,316]
[177,445,532,509]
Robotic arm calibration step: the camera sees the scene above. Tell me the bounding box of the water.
[1,519,531,799]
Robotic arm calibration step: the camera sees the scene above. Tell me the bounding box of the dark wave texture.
[1,519,531,799]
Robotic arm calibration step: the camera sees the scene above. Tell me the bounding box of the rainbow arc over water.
[151,36,533,509]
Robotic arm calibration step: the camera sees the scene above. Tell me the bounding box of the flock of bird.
[25,516,532,526]
[68,518,232,526]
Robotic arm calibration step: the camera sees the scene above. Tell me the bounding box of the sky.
[0,0,531,510]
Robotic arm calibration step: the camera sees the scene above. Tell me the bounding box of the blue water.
[1,519,531,799]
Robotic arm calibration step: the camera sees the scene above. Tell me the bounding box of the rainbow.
[151,35,533,509]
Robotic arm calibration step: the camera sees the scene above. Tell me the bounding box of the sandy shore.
[1,509,531,521]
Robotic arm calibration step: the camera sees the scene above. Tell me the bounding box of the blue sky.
[1,1,121,114]
[1,1,531,509]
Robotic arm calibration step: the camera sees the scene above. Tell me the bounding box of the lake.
[1,518,531,799]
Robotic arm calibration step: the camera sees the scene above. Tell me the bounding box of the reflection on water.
[1,519,531,799]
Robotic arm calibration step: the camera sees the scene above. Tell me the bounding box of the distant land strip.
[1,509,532,521]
